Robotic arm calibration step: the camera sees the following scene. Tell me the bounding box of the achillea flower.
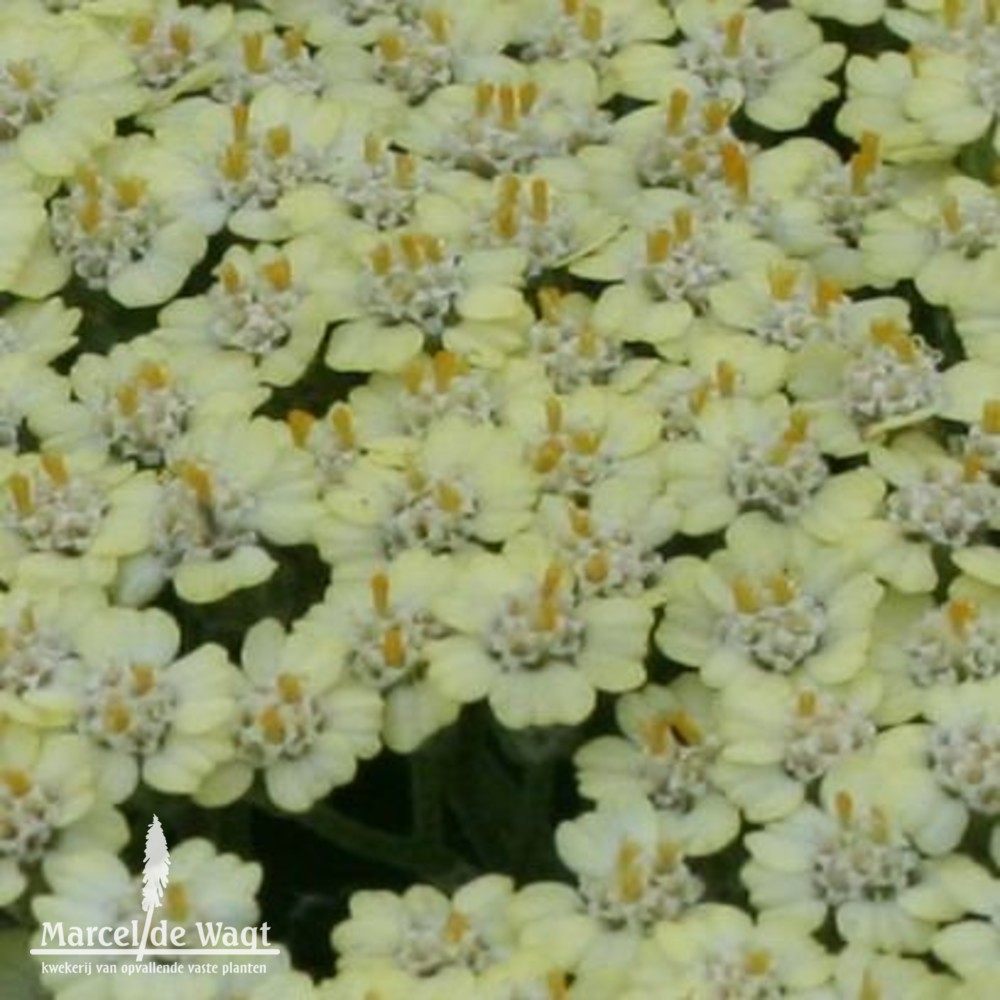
[574,676,739,854]
[656,514,883,688]
[0,725,127,906]
[115,417,320,605]
[304,551,459,753]
[317,418,537,573]
[0,450,157,590]
[157,236,336,386]
[197,617,381,811]
[743,776,962,952]
[428,537,650,727]
[0,12,143,177]
[41,338,266,464]
[73,605,238,802]
[46,138,210,307]
[0,583,105,728]
[715,670,881,822]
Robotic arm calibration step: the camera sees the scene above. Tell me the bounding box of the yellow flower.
[304,552,459,753]
[656,514,883,687]
[574,676,739,855]
[0,725,127,906]
[157,236,336,386]
[115,417,320,605]
[197,617,380,811]
[73,605,238,801]
[428,536,650,727]
[0,11,143,177]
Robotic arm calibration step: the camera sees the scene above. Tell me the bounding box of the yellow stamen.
[943,0,963,30]
[744,950,772,975]
[768,263,798,301]
[265,125,292,159]
[399,233,423,269]
[370,243,393,276]
[545,397,563,434]
[703,99,733,134]
[276,673,303,703]
[947,597,978,636]
[394,153,416,187]
[616,841,644,902]
[646,228,672,264]
[834,790,853,824]
[176,461,213,506]
[220,261,242,294]
[581,6,603,42]
[425,10,449,43]
[583,551,610,584]
[220,142,249,182]
[262,255,293,291]
[104,700,132,735]
[570,429,600,454]
[941,195,962,234]
[530,178,550,223]
[129,15,154,46]
[814,278,843,317]
[723,13,745,58]
[963,453,985,482]
[8,474,32,516]
[114,177,147,209]
[378,32,406,62]
[130,664,156,697]
[164,884,190,922]
[667,89,689,133]
[137,361,169,389]
[533,439,564,473]
[498,84,518,129]
[283,27,305,58]
[850,132,880,196]
[436,481,464,513]
[642,714,674,755]
[721,142,748,200]
[432,350,461,391]
[475,82,495,117]
[41,453,69,486]
[981,399,1000,433]
[796,690,817,717]
[77,199,103,234]
[495,201,519,240]
[371,572,391,615]
[519,81,539,114]
[716,360,737,396]
[732,577,759,614]
[673,207,693,242]
[287,409,315,446]
[668,710,702,746]
[169,24,192,58]
[242,32,267,73]
[259,705,285,744]
[381,625,406,667]
[0,769,32,797]
[116,385,139,416]
[444,910,469,944]
[231,103,249,141]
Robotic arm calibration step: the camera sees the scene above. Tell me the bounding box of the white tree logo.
[136,814,170,961]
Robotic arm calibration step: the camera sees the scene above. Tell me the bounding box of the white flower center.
[50,173,160,291]
[126,15,204,90]
[929,719,1000,815]
[362,232,464,336]
[209,254,302,358]
[757,264,847,350]
[579,840,703,932]
[530,398,612,499]
[721,575,827,674]
[153,461,258,564]
[288,404,360,488]
[635,711,718,811]
[0,770,56,865]
[933,10,1000,116]
[0,608,79,698]
[4,457,108,556]
[639,208,729,310]
[216,112,331,212]
[727,416,829,521]
[677,13,777,101]
[530,289,622,392]
[337,138,425,229]
[522,0,618,64]
[842,321,941,427]
[784,690,875,783]
[812,795,921,904]
[935,189,1000,259]
[101,361,191,465]
[886,463,998,549]
[374,14,453,102]
[0,58,56,140]
[904,598,1000,686]
[345,573,444,690]
[78,663,176,755]
[487,567,585,673]
[213,30,324,103]
[701,948,784,1000]
[236,672,326,765]
[393,906,501,978]
[384,471,477,557]
[396,351,495,432]
[478,176,576,278]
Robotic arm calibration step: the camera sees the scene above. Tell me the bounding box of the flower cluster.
[2,0,1000,997]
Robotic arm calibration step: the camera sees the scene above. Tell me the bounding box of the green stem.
[512,759,556,878]
[249,790,463,880]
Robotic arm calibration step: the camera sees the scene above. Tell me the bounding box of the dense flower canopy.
[2,1,1000,997]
